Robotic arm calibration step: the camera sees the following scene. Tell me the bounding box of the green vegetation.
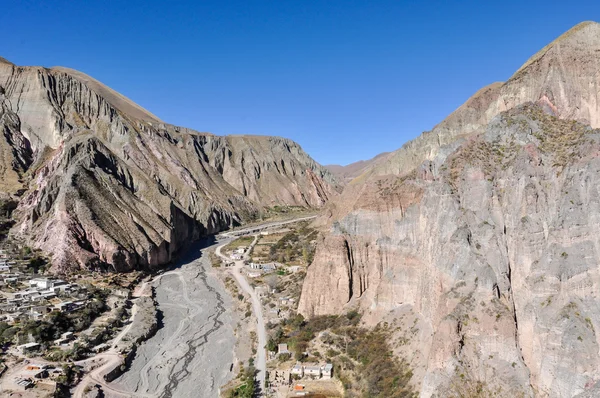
[0,322,18,344]
[267,222,318,265]
[270,311,415,397]
[45,343,88,361]
[442,103,597,194]
[224,236,255,253]
[226,364,257,398]
[209,251,221,267]
[265,205,309,216]
[55,363,84,394]
[26,255,48,274]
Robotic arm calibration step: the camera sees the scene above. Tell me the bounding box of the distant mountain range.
[324,152,390,183]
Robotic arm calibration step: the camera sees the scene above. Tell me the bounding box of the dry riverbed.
[109,237,242,398]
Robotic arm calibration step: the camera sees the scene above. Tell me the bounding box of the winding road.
[215,215,316,395]
[216,234,267,393]
[71,216,315,398]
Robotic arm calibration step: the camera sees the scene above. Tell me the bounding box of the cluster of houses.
[245,261,281,278]
[229,246,248,261]
[291,362,334,380]
[248,261,279,272]
[0,260,89,324]
[12,330,76,357]
[10,362,64,392]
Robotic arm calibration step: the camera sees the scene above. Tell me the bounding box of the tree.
[264,275,278,292]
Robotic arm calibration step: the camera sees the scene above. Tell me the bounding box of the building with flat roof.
[291,363,304,377]
[17,342,41,354]
[29,278,54,290]
[262,262,279,272]
[322,363,333,379]
[278,343,290,355]
[304,365,321,378]
[14,378,34,390]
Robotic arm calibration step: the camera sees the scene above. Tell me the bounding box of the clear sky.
[2,1,599,165]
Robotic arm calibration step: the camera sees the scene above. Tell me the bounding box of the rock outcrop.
[0,58,337,272]
[299,21,600,397]
[0,93,32,195]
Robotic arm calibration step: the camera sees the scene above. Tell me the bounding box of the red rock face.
[0,60,339,273]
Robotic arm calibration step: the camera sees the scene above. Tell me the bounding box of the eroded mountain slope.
[301,105,600,396]
[0,58,337,272]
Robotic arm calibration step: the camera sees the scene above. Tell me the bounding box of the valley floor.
[110,238,238,398]
[77,216,316,398]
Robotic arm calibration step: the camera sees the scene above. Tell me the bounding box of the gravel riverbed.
[112,238,237,398]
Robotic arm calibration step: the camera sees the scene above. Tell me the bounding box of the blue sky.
[2,1,599,165]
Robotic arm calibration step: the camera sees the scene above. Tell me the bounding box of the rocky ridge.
[325,151,390,183]
[0,59,337,272]
[358,21,600,180]
[299,21,600,397]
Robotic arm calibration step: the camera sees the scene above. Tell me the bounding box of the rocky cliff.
[0,58,337,272]
[299,21,600,397]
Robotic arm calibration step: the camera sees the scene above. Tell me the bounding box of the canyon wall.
[299,21,600,397]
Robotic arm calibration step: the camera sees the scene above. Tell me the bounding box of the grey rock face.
[300,105,600,396]
[300,21,600,398]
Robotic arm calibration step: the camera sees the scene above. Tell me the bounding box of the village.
[0,246,94,325]
[219,222,343,398]
[0,242,140,396]
[0,217,343,397]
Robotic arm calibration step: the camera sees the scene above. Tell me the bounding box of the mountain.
[356,21,600,181]
[299,21,600,397]
[324,152,390,183]
[0,58,338,272]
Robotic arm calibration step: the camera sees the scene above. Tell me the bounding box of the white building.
[322,363,333,379]
[21,290,41,301]
[51,284,73,293]
[278,343,290,355]
[29,278,54,290]
[304,365,321,378]
[17,342,41,354]
[262,262,278,271]
[291,363,304,377]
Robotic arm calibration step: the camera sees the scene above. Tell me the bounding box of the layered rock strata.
[0,58,337,272]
